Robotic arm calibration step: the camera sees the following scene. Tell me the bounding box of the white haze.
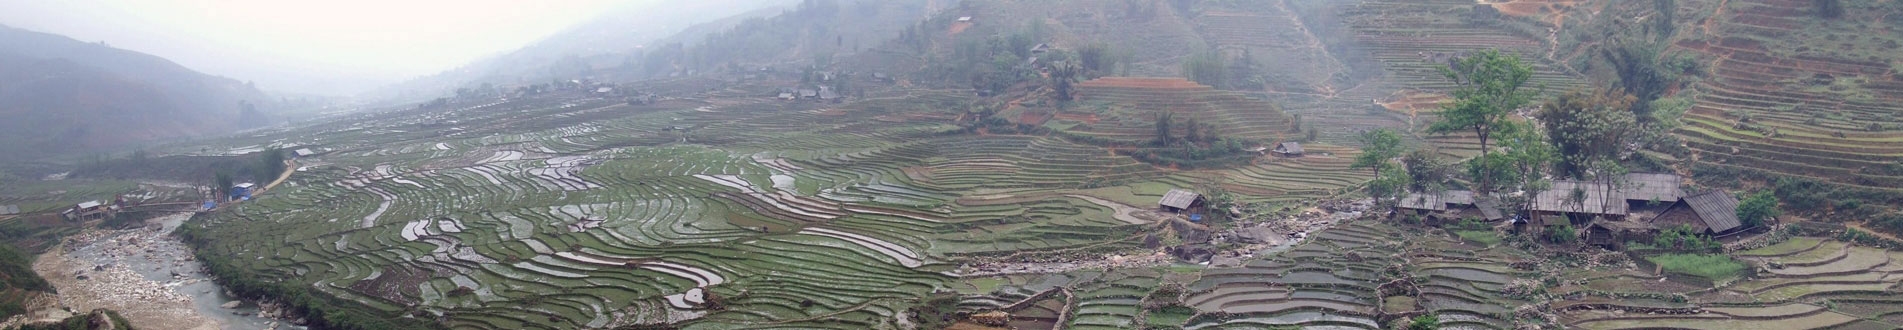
[0,0,774,96]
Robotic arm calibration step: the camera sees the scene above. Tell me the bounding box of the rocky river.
[31,212,298,330]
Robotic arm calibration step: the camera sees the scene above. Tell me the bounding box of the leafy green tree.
[1498,127,1555,210]
[1049,61,1080,104]
[258,148,287,183]
[215,171,234,200]
[1737,191,1782,229]
[1352,129,1407,203]
[1428,49,1535,155]
[1402,150,1449,193]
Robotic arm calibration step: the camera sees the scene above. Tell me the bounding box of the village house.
[1271,142,1304,157]
[63,200,113,221]
[1394,190,1503,226]
[1647,190,1746,236]
[1158,189,1206,214]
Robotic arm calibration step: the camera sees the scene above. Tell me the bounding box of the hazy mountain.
[374,1,797,101]
[0,25,271,163]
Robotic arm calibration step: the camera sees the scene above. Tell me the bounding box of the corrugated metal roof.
[1622,173,1683,203]
[1686,190,1743,233]
[1397,192,1444,211]
[76,200,102,209]
[1532,181,1628,216]
[2,205,17,215]
[1158,189,1202,209]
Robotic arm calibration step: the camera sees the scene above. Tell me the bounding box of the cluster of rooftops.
[1396,173,1747,235]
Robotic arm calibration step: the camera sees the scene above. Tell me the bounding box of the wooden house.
[1158,189,1206,213]
[1647,190,1745,236]
[1271,142,1304,157]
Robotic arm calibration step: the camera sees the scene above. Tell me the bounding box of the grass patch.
[1648,254,1746,283]
[1455,230,1501,247]
[1143,304,1195,327]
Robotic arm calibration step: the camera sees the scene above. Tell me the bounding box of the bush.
[1544,224,1577,244]
[1647,254,1746,282]
[1736,191,1781,229]
[1408,313,1440,330]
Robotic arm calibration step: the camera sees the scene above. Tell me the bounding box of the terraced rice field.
[1062,77,1301,144]
[179,83,1380,329]
[1670,0,1903,190]
[1556,236,1903,329]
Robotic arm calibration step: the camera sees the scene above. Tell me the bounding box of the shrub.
[1544,224,1576,244]
[1408,313,1440,330]
[1737,191,1781,229]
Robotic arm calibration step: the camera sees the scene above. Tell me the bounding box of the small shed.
[957,16,973,22]
[1158,189,1206,213]
[1272,142,1304,157]
[231,183,257,201]
[1587,219,1657,250]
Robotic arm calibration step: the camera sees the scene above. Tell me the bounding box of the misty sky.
[0,0,669,95]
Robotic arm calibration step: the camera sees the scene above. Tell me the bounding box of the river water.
[35,212,300,330]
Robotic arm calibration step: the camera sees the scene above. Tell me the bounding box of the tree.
[258,148,287,184]
[1498,127,1555,210]
[1352,129,1408,203]
[214,171,233,200]
[1402,150,1449,193]
[1428,49,1535,155]
[1049,61,1081,104]
[1183,51,1228,89]
[1077,42,1117,78]
[1184,117,1203,143]
[1539,90,1638,209]
[1737,191,1782,229]
[1155,111,1175,146]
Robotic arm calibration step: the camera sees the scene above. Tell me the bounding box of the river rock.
[222,301,242,309]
